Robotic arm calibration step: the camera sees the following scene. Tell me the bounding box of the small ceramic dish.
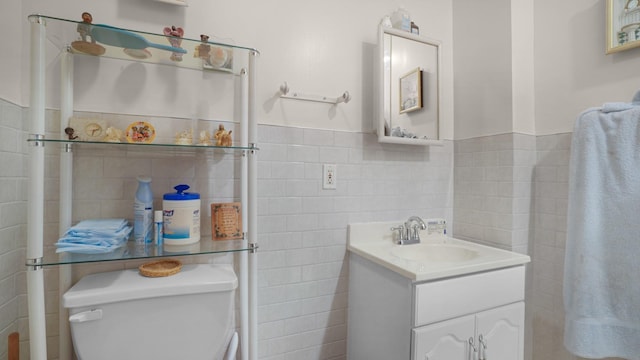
[126,121,156,144]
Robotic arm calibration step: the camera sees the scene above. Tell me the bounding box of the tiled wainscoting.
[25,110,456,360]
[454,132,616,360]
[255,125,454,359]
[453,133,536,254]
[531,134,617,360]
[1,103,613,360]
[0,98,27,360]
[531,133,573,359]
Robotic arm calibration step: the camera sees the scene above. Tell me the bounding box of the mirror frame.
[377,26,443,146]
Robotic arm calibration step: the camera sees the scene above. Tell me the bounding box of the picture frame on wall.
[399,67,423,114]
[606,0,640,54]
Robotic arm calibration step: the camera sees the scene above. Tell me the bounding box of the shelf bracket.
[249,242,259,253]
[26,258,43,270]
[279,82,351,105]
[31,134,45,147]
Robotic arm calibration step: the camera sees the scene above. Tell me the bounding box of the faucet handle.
[409,224,421,241]
[390,225,406,242]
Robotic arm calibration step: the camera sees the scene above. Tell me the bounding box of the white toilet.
[63,263,238,360]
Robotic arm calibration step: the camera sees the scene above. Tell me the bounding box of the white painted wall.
[1,1,22,105]
[511,0,535,135]
[454,0,640,139]
[453,0,513,140]
[17,0,454,138]
[11,1,640,151]
[534,0,640,135]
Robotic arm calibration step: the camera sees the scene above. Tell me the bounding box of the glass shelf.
[37,238,249,267]
[27,137,258,152]
[28,14,259,73]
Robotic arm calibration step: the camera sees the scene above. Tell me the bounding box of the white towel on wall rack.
[563,89,640,359]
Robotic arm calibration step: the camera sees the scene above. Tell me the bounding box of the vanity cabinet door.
[412,314,475,360]
[475,302,525,360]
[412,302,525,360]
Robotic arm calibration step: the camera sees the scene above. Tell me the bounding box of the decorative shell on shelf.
[174,129,193,145]
[104,126,123,142]
[198,130,212,146]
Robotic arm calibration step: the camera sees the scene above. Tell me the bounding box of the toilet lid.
[63,264,237,308]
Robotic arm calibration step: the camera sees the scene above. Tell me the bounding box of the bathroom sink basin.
[348,220,531,281]
[390,243,479,262]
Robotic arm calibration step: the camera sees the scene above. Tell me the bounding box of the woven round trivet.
[139,259,182,277]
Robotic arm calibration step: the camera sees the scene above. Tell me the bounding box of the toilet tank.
[63,263,237,360]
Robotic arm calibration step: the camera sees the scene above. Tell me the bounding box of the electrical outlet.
[323,164,337,189]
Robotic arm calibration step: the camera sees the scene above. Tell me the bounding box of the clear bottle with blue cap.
[162,184,201,245]
[133,176,154,244]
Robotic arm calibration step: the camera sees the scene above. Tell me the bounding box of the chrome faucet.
[391,216,427,245]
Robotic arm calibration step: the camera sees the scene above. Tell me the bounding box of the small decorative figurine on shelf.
[198,130,212,146]
[194,34,212,67]
[104,126,123,142]
[213,124,226,141]
[220,130,232,146]
[77,12,94,43]
[214,124,233,146]
[163,25,185,62]
[71,12,106,56]
[65,127,78,140]
[174,129,193,145]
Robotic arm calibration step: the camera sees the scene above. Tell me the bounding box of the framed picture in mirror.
[606,0,640,54]
[377,26,442,146]
[399,67,423,113]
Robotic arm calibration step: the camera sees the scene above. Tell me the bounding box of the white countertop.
[348,220,531,282]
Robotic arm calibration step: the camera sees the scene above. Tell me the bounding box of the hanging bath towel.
[564,91,640,359]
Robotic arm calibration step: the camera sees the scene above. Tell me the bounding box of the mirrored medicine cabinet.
[377,26,442,146]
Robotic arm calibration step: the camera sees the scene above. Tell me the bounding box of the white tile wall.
[454,132,620,360]
[531,133,619,360]
[257,125,453,360]
[453,133,535,251]
[0,98,27,360]
[6,107,609,360]
[21,111,454,360]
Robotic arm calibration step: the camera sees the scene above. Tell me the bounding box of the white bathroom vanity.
[347,220,530,360]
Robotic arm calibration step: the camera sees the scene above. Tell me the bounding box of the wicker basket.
[139,259,182,277]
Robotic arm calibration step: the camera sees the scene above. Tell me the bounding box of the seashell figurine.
[174,129,193,145]
[198,130,212,146]
[104,126,123,142]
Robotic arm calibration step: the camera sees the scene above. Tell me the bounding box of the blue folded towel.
[56,219,132,254]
